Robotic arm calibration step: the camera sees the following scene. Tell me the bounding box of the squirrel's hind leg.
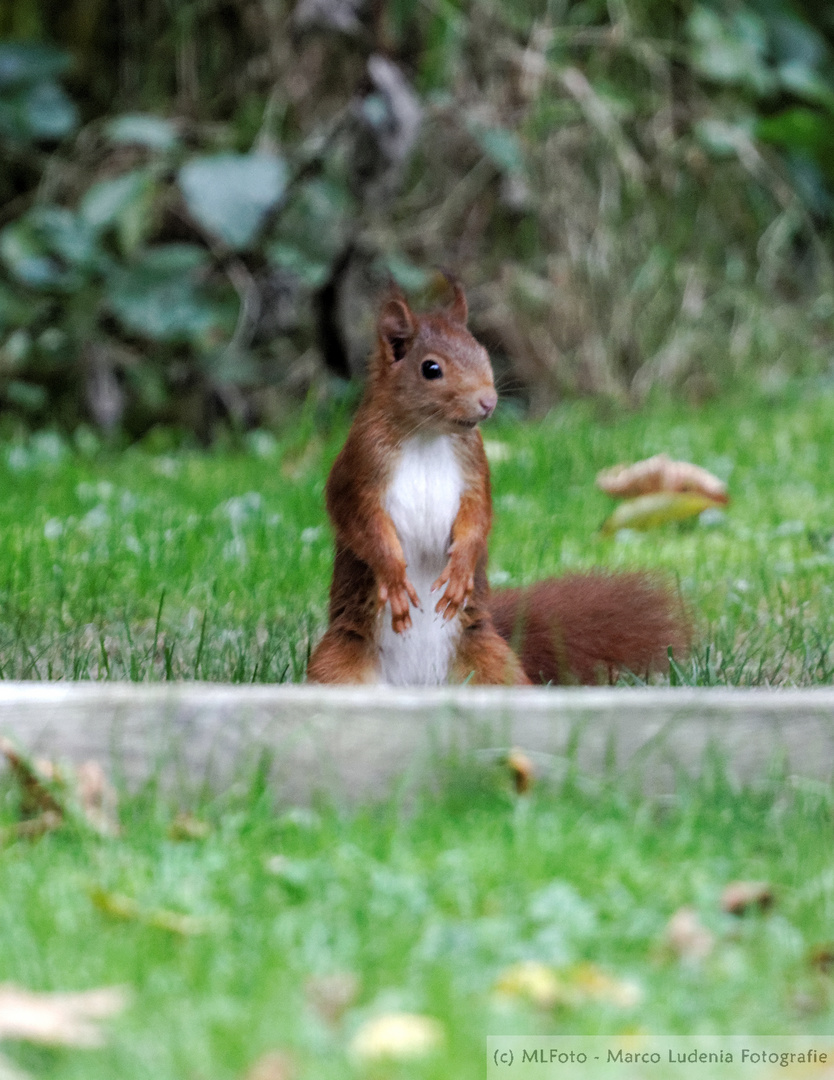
[307,628,379,684]
[451,624,531,686]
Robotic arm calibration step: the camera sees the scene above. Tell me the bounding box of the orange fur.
[307,285,689,687]
[307,283,524,686]
[489,573,689,685]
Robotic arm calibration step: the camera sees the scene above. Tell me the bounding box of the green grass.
[2,380,834,684]
[3,763,834,1078]
[3,387,834,1075]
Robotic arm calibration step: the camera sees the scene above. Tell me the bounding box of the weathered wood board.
[1,683,833,801]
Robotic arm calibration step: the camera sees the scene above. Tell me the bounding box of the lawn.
[4,759,834,1079]
[1,379,833,685]
[3,383,834,1076]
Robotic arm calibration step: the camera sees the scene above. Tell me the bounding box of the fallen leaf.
[350,1012,444,1062]
[241,1050,295,1080]
[569,963,642,1007]
[720,881,774,915]
[507,748,534,794]
[810,945,834,974]
[494,961,561,1009]
[494,961,641,1009]
[0,811,63,844]
[664,906,714,962]
[0,739,118,836]
[74,761,119,836]
[0,984,127,1047]
[600,491,722,535]
[305,972,359,1026]
[168,812,210,841]
[89,887,212,936]
[0,738,63,818]
[596,454,728,503]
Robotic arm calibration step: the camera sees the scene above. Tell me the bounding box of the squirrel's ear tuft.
[378,293,417,362]
[444,276,468,326]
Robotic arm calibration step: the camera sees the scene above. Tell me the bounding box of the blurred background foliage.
[1,0,834,438]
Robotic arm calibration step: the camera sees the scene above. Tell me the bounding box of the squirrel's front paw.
[431,560,474,621]
[379,575,420,634]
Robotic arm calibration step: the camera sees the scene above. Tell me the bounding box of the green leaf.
[20,79,77,139]
[80,170,156,255]
[757,108,833,156]
[178,153,288,251]
[105,256,226,345]
[0,42,70,89]
[30,207,99,269]
[6,380,47,412]
[138,243,210,274]
[0,81,77,142]
[81,171,151,230]
[105,113,180,151]
[469,123,525,175]
[268,177,354,284]
[688,6,775,97]
[0,217,63,288]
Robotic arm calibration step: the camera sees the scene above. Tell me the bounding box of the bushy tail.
[489,572,689,685]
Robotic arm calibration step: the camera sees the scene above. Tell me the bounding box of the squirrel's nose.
[479,392,498,418]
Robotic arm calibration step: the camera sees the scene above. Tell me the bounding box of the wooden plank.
[1,683,834,801]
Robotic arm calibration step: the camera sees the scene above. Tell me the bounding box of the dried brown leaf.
[242,1050,295,1080]
[720,881,774,915]
[507,748,535,794]
[0,811,63,844]
[0,740,118,836]
[305,972,359,1026]
[810,945,834,974]
[596,454,728,504]
[0,984,127,1047]
[168,812,211,841]
[664,906,714,962]
[74,761,119,836]
[0,738,62,817]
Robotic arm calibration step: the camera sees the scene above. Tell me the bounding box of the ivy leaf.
[105,248,228,345]
[0,81,77,142]
[468,122,525,175]
[0,42,70,89]
[80,170,156,255]
[105,113,180,152]
[178,153,288,251]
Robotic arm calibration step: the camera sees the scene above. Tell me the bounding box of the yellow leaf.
[350,1012,444,1061]
[494,961,641,1009]
[601,491,721,534]
[494,961,560,1008]
[89,888,211,936]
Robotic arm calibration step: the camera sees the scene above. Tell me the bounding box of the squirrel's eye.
[421,359,443,380]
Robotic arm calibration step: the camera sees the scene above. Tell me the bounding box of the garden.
[3,0,834,1075]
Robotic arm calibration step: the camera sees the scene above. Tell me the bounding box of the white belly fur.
[378,434,465,685]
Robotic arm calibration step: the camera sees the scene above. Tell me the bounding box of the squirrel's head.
[372,280,498,436]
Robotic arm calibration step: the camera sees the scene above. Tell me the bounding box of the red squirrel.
[306,283,688,686]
